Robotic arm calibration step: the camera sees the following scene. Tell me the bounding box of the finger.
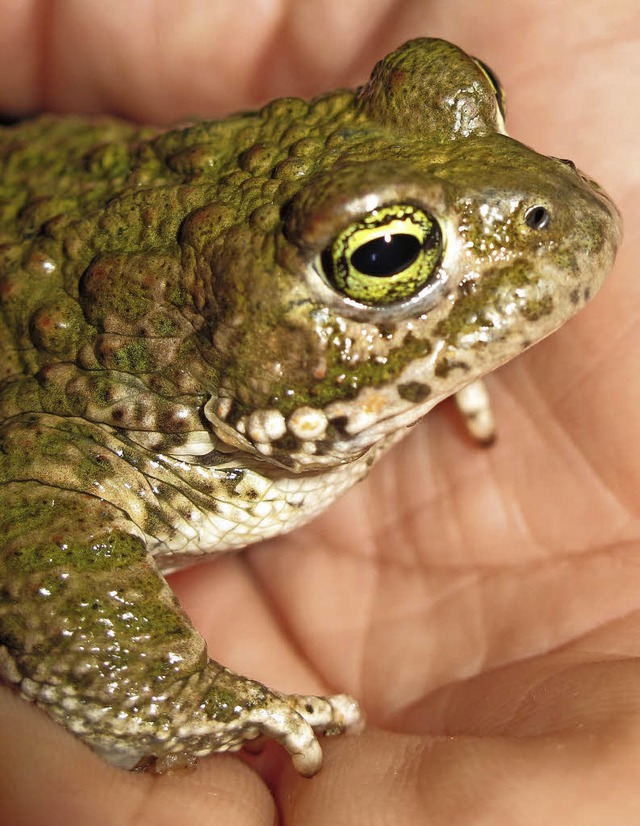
[274,725,640,825]
[0,0,280,118]
[0,0,405,121]
[0,689,275,826]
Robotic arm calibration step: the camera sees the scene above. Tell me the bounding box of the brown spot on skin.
[521,294,553,322]
[458,277,478,296]
[221,399,245,427]
[569,288,580,305]
[435,358,469,378]
[328,415,349,436]
[273,433,302,452]
[159,407,193,433]
[397,381,431,403]
[217,469,245,498]
[198,449,232,467]
[376,322,397,339]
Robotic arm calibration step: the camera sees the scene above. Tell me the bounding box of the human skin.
[0,1,639,824]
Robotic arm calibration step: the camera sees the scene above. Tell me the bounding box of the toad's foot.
[138,688,363,777]
[216,690,364,777]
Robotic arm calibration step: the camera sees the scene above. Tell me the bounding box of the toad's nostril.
[525,205,551,230]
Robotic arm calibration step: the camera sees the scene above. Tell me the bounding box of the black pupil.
[350,233,421,277]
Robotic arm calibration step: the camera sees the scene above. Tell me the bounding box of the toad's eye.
[319,205,442,306]
[473,57,506,120]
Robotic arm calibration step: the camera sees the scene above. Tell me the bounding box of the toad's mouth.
[200,340,511,472]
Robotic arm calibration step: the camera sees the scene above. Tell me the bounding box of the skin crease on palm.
[0,0,638,823]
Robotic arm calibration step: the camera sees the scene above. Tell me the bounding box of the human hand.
[1,2,638,824]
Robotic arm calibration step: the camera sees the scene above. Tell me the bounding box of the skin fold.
[0,2,639,824]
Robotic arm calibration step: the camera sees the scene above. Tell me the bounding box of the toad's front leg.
[0,480,361,776]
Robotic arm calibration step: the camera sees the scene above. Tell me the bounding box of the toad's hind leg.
[0,484,361,776]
